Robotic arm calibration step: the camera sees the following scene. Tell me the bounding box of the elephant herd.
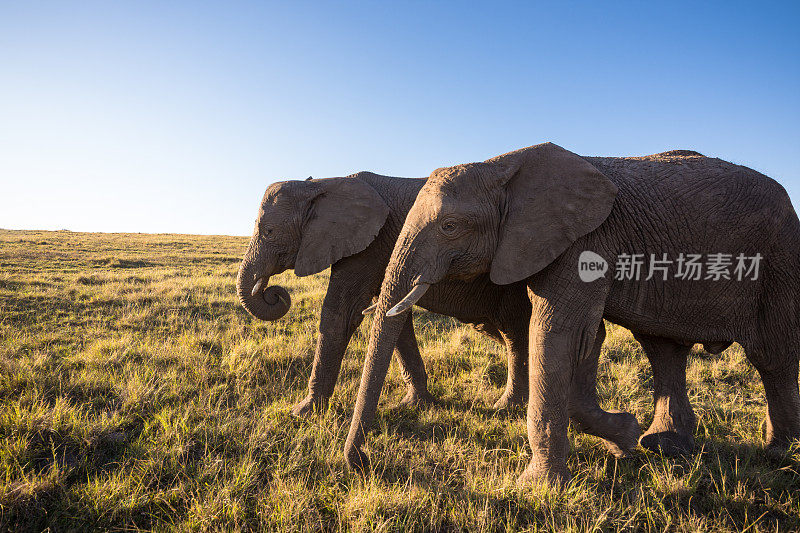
[237,142,800,486]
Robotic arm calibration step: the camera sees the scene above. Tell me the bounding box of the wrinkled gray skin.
[237,173,532,414]
[345,143,800,486]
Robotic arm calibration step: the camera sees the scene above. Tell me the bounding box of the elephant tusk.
[277,293,290,308]
[386,283,430,317]
[251,276,266,297]
[361,303,377,315]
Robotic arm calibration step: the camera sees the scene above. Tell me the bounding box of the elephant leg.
[518,306,607,486]
[292,303,363,417]
[394,315,437,407]
[465,320,528,410]
[295,302,436,415]
[568,321,640,458]
[517,329,571,485]
[758,363,800,449]
[293,264,379,417]
[492,287,531,409]
[490,321,528,409]
[745,346,800,449]
[633,333,696,456]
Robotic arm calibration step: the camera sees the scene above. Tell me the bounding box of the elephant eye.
[440,219,459,234]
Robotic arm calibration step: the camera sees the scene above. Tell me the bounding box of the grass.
[0,228,798,532]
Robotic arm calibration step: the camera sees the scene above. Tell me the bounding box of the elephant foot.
[764,440,800,463]
[762,417,800,451]
[571,407,641,458]
[600,411,641,458]
[291,394,328,418]
[764,443,794,462]
[345,444,370,475]
[492,390,527,410]
[396,388,438,409]
[515,461,570,488]
[639,429,694,456]
[764,428,800,459]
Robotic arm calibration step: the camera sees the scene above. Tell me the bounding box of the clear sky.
[2,2,798,236]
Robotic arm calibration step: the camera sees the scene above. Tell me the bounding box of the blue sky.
[2,1,798,235]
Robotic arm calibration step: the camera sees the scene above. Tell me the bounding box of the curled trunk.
[236,261,291,321]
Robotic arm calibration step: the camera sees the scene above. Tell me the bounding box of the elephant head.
[384,142,619,311]
[237,174,389,321]
[344,142,618,470]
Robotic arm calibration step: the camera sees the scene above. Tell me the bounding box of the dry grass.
[0,229,797,531]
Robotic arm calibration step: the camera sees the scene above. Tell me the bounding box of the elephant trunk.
[344,276,411,472]
[236,258,292,321]
[344,232,434,472]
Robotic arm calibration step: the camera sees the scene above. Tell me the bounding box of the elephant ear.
[294,175,390,276]
[489,143,618,285]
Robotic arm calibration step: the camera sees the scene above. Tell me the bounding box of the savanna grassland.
[0,229,798,532]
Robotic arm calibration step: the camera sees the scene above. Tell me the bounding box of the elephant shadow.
[372,401,528,453]
[363,407,799,489]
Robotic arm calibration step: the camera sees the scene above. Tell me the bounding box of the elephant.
[236,172,534,415]
[344,143,800,486]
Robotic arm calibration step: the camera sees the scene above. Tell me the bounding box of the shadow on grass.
[1,415,152,531]
[0,373,122,414]
[92,257,154,269]
[0,392,222,532]
[355,436,800,532]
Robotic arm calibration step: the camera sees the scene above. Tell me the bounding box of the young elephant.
[345,144,800,485]
[236,173,532,414]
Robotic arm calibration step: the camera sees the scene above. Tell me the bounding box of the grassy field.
[0,229,798,532]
